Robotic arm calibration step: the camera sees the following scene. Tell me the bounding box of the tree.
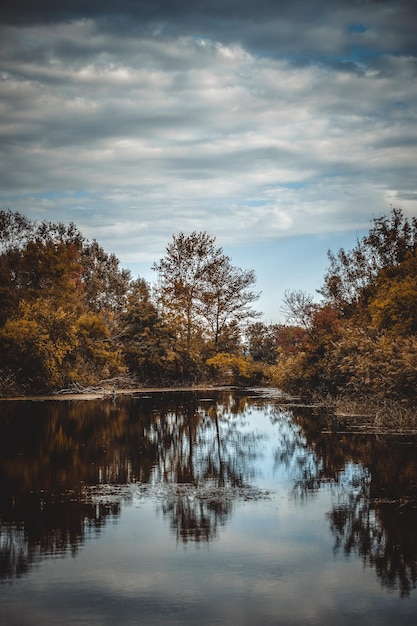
[0,211,131,393]
[0,210,34,254]
[199,255,260,348]
[367,252,417,336]
[153,232,222,356]
[320,208,417,314]
[0,209,84,255]
[275,209,417,399]
[70,310,125,385]
[0,219,84,325]
[121,278,173,383]
[281,289,317,333]
[153,232,260,363]
[0,210,132,328]
[79,239,132,326]
[0,298,78,391]
[246,321,282,364]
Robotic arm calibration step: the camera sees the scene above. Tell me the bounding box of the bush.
[206,353,269,386]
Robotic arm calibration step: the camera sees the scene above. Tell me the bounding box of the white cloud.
[0,4,416,311]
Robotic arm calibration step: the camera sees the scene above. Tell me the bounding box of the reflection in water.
[160,484,232,544]
[1,391,417,601]
[0,500,120,579]
[0,391,265,576]
[287,404,417,597]
[328,489,417,597]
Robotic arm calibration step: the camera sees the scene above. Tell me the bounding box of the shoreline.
[0,385,235,402]
[2,388,417,435]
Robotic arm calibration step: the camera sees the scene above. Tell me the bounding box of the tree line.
[0,211,261,394]
[1,207,417,400]
[274,207,417,401]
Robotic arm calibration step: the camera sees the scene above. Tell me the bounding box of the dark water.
[1,389,417,625]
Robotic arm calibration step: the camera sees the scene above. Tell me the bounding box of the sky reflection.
[1,390,417,624]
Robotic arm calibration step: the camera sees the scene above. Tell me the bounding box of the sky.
[1,0,417,322]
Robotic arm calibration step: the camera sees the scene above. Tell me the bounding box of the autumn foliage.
[0,213,260,394]
[271,208,417,401]
[1,207,417,400]
[0,212,128,393]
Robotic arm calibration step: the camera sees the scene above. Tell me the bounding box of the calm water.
[1,389,417,625]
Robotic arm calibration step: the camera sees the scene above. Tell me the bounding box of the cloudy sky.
[1,0,416,321]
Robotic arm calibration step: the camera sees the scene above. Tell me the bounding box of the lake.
[1,389,417,625]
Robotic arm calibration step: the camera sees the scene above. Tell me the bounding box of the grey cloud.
[0,0,416,274]
[1,1,416,64]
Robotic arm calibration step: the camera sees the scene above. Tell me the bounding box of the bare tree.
[281,289,317,332]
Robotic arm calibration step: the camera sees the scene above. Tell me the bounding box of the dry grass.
[325,396,417,434]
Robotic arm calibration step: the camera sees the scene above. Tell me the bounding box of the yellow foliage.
[206,352,267,386]
[0,299,77,389]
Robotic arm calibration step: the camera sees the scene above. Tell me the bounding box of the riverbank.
[2,386,417,435]
[327,397,417,434]
[0,385,236,402]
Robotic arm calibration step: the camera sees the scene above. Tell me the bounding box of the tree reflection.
[282,403,417,596]
[0,390,265,576]
[271,407,324,498]
[2,392,417,596]
[160,484,233,544]
[326,444,417,597]
[0,500,120,579]
[144,396,264,543]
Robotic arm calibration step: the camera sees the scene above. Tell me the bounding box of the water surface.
[1,389,417,625]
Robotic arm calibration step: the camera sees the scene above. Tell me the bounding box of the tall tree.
[121,278,173,383]
[0,209,131,326]
[79,239,132,330]
[199,255,260,348]
[153,231,224,355]
[153,231,260,360]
